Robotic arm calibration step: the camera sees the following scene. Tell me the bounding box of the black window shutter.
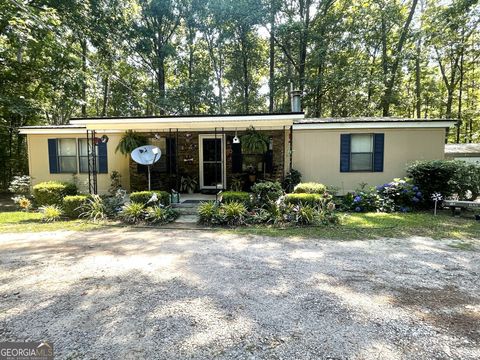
[48,139,58,173]
[373,133,385,172]
[340,134,351,172]
[231,143,242,173]
[97,142,108,173]
[166,138,176,174]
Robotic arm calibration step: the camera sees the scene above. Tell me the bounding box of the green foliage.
[221,191,251,205]
[284,193,323,207]
[251,181,283,205]
[109,171,123,195]
[407,160,480,202]
[145,206,179,224]
[33,181,77,206]
[282,169,302,193]
[198,201,220,225]
[119,202,145,224]
[39,205,63,222]
[240,127,269,154]
[129,191,170,206]
[63,195,89,219]
[221,201,248,226]
[115,130,148,155]
[80,195,108,222]
[293,182,327,194]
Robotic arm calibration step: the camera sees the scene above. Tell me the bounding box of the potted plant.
[241,126,269,154]
[246,165,257,183]
[180,175,198,194]
[115,130,148,155]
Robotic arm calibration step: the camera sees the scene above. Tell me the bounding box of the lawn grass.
[231,211,480,240]
[0,211,104,233]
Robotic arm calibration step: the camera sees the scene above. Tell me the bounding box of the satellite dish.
[131,145,161,165]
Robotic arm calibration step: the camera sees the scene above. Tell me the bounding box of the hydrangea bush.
[344,178,423,213]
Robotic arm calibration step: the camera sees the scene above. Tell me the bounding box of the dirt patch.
[392,285,480,342]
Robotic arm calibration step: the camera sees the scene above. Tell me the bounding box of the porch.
[69,113,302,194]
[129,128,291,193]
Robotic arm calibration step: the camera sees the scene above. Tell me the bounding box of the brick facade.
[130,130,287,192]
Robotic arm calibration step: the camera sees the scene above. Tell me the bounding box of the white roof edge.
[293,121,456,130]
[20,128,123,135]
[69,113,303,125]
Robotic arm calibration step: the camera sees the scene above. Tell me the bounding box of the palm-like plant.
[115,130,148,155]
[241,126,269,154]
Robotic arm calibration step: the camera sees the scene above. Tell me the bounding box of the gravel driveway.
[0,229,479,359]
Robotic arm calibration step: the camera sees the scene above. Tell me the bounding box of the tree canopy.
[1,0,479,188]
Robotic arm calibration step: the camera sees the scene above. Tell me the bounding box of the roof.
[293,117,456,130]
[69,113,302,131]
[294,117,452,124]
[445,143,480,155]
[70,111,304,120]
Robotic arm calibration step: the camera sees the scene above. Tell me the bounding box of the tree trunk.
[415,41,421,118]
[381,0,418,116]
[268,2,275,113]
[81,39,87,117]
[101,75,109,117]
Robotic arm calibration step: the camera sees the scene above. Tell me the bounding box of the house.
[20,100,455,194]
[445,143,480,165]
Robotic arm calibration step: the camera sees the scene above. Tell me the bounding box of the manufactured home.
[20,105,455,194]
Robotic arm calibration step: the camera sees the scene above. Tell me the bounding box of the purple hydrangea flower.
[412,197,419,203]
[353,196,362,203]
[416,191,422,197]
[412,186,419,191]
[355,206,362,212]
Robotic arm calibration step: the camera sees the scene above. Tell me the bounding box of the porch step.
[172,203,199,215]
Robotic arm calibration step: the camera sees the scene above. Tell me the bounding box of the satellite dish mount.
[131,145,162,191]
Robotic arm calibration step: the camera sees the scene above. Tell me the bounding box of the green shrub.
[251,181,283,205]
[39,205,63,222]
[198,201,220,225]
[291,204,316,225]
[80,195,108,222]
[129,191,170,206]
[408,160,480,202]
[284,193,323,206]
[342,188,380,213]
[293,182,327,194]
[119,202,145,224]
[221,191,251,205]
[63,195,89,219]
[33,181,77,206]
[220,201,247,226]
[145,206,179,224]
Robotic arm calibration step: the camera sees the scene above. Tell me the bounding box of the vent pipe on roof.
[291,90,302,113]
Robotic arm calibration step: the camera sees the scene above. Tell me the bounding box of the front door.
[199,134,225,190]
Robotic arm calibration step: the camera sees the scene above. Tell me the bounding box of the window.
[79,138,95,173]
[57,138,77,173]
[340,133,384,173]
[350,134,373,171]
[48,138,108,174]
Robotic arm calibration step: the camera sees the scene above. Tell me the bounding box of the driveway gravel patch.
[0,229,479,359]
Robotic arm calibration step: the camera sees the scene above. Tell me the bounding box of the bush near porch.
[129,191,170,206]
[33,181,77,206]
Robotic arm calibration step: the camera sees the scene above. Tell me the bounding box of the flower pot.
[248,174,257,183]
